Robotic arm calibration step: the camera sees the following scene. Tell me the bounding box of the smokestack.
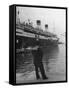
[36,20,41,30]
[45,24,48,31]
[36,20,41,25]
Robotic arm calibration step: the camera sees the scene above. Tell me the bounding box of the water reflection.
[43,46,59,72]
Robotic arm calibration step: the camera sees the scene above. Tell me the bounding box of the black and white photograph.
[15,5,67,84]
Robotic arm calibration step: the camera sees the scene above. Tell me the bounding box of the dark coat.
[32,47,43,65]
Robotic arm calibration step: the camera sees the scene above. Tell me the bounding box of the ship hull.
[16,36,58,49]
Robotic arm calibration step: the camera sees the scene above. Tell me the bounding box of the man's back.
[32,47,43,64]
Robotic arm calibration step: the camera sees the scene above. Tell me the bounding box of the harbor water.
[16,44,66,83]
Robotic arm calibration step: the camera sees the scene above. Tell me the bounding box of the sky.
[16,6,66,38]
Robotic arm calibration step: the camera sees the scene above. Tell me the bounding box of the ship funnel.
[45,24,48,31]
[36,20,41,30]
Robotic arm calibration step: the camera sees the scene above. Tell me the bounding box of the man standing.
[32,44,48,80]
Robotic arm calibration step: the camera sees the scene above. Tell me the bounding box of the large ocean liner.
[16,10,59,50]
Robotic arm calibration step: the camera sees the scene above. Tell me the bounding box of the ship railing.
[16,24,58,38]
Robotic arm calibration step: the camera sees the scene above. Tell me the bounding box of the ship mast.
[16,8,20,24]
